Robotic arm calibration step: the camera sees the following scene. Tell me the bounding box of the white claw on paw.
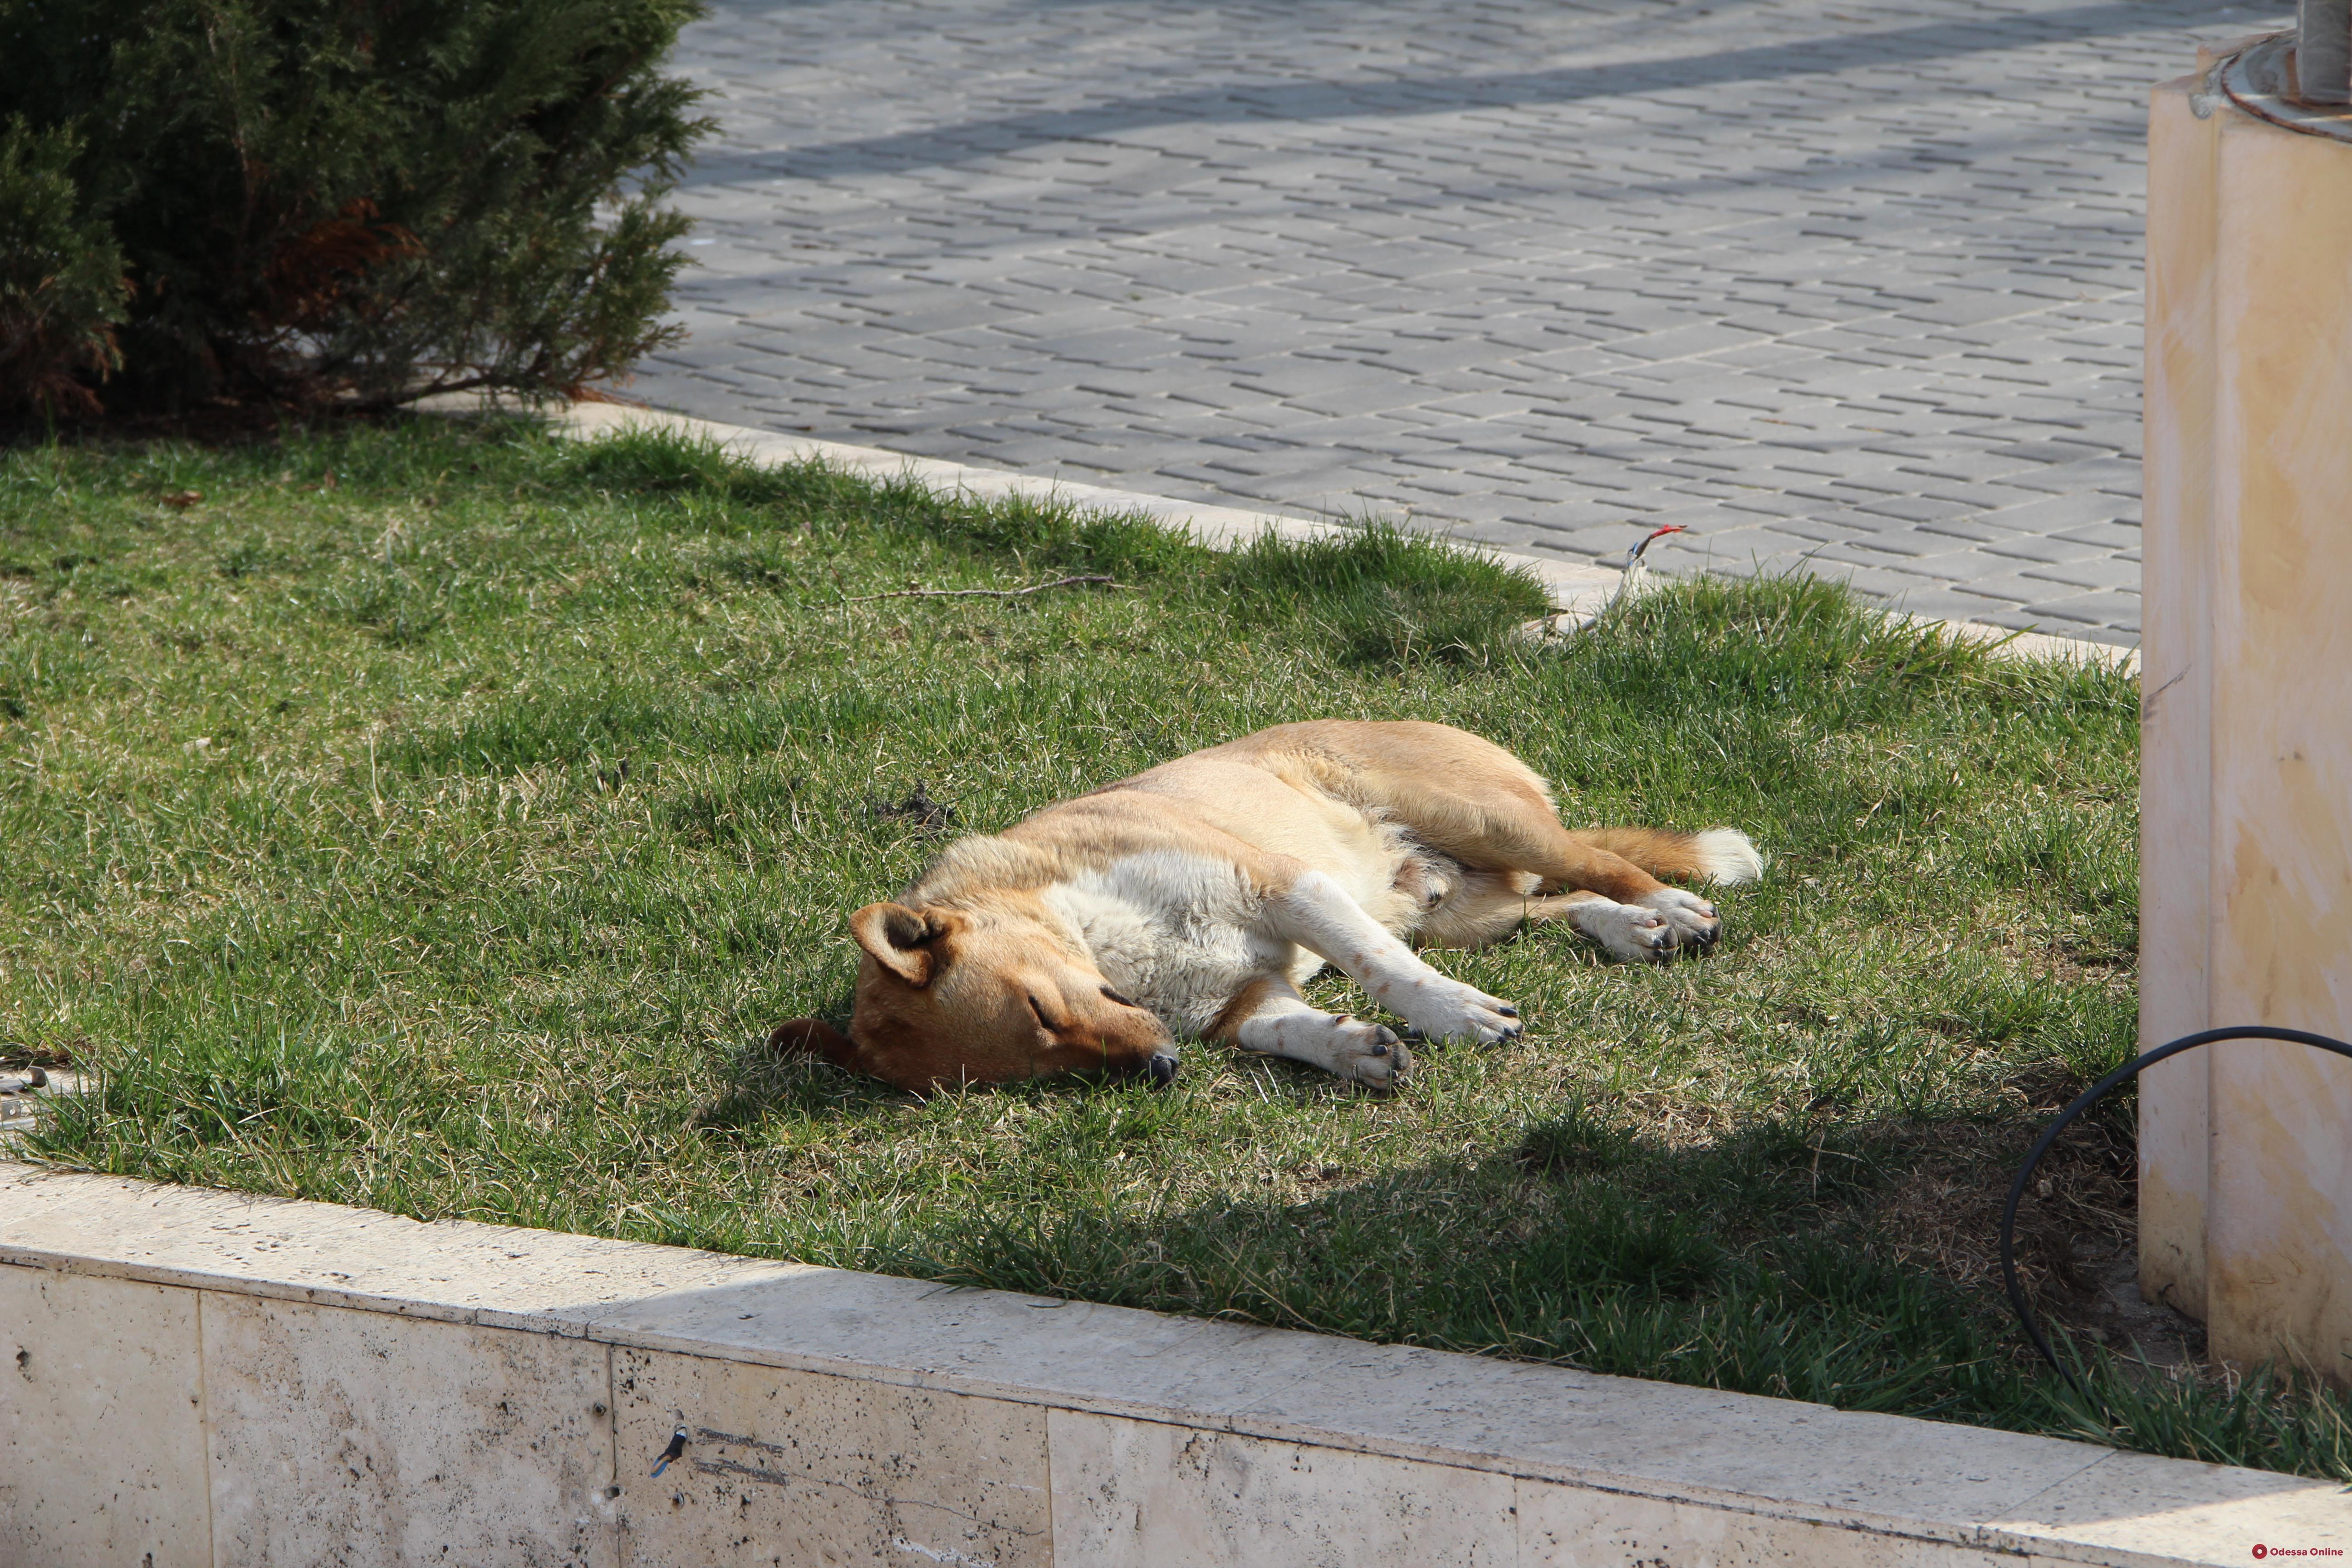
[1639,886,1723,949]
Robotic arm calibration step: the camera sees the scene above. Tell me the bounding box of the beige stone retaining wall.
[3,1167,2343,1566]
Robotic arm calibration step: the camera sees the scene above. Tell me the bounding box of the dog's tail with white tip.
[1573,826,1764,885]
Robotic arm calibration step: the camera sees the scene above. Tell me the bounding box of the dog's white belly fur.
[1042,851,1330,1035]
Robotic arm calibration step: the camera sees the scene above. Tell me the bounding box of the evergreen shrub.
[0,0,713,417]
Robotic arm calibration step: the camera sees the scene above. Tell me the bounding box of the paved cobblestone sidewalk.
[638,0,2285,646]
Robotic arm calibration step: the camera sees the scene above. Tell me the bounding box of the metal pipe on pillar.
[2297,0,2350,105]
[2140,1,2352,1383]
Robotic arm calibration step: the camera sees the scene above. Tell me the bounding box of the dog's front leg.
[1213,975,1413,1088]
[1263,871,1523,1045]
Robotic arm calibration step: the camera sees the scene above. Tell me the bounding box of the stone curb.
[3,1166,2342,1566]
[513,398,2139,676]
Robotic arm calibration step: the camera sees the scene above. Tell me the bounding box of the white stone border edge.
[4,1166,2342,1566]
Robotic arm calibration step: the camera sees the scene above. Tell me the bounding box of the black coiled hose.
[1999,1024,2352,1402]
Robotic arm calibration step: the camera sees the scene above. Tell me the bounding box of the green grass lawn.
[4,415,2347,1479]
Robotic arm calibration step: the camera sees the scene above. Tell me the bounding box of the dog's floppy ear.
[849,902,960,986]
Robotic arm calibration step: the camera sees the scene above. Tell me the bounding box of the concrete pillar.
[2145,40,2352,1382]
[2140,38,2352,1383]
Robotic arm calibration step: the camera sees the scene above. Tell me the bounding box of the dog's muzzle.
[1146,1051,1180,1088]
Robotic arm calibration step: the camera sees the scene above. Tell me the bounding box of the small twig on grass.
[837,574,1133,603]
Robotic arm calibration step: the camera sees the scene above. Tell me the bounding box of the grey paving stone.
[1841,526,1998,564]
[624,0,2275,642]
[2015,592,2146,639]
[1991,456,2150,495]
[2019,555,2145,594]
[1980,491,2141,535]
[2050,520,2146,552]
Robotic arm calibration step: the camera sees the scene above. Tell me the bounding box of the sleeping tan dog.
[771,720,1760,1093]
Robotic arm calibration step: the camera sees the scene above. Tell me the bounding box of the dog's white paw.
[1638,886,1722,949]
[1392,975,1524,1045]
[1571,899,1677,962]
[1328,1016,1414,1089]
[1240,1010,1415,1088]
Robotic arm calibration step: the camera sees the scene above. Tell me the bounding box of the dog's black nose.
[1146,1052,1180,1087]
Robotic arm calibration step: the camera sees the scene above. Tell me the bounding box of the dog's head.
[772,896,1178,1093]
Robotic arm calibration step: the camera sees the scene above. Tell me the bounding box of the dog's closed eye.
[1100,987,1142,1009]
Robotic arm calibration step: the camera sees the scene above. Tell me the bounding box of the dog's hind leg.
[1415,879,1681,960]
[1327,744,1741,956]
[1208,975,1414,1089]
[1396,797,1722,958]
[1522,891,1692,961]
